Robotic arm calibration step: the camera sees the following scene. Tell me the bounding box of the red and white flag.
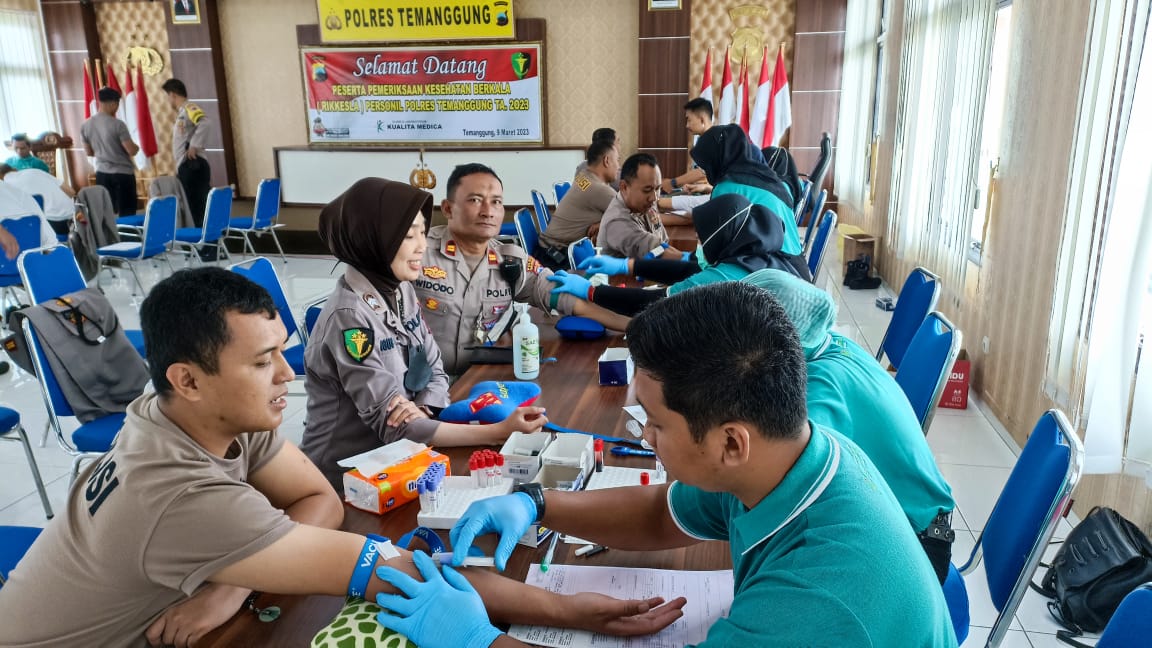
[82,60,97,119]
[765,46,792,146]
[717,47,735,124]
[698,48,713,101]
[749,47,772,146]
[132,63,159,170]
[123,66,144,169]
[737,52,751,135]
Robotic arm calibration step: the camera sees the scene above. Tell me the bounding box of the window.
[835,0,886,209]
[0,8,57,143]
[968,3,1013,265]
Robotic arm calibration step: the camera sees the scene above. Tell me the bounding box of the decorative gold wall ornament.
[409,149,436,190]
[125,45,164,76]
[728,5,770,68]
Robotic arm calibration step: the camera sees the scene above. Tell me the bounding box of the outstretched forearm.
[542,484,696,551]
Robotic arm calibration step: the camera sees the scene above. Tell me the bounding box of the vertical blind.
[885,0,995,307]
[0,8,56,143]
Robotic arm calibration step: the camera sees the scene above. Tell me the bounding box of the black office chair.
[806,132,833,196]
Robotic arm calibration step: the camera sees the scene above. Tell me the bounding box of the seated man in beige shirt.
[597,152,688,261]
[541,140,619,254]
[0,267,683,648]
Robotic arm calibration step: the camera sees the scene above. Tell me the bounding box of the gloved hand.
[547,270,593,299]
[450,492,536,571]
[374,551,502,648]
[577,255,629,276]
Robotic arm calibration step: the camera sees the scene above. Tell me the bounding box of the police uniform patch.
[487,250,499,265]
[575,175,592,191]
[424,297,439,310]
[525,256,543,275]
[186,102,205,125]
[445,240,457,256]
[363,293,382,311]
[342,328,374,362]
[423,266,447,280]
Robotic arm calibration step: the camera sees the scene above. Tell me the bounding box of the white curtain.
[885,0,995,306]
[0,8,56,141]
[1081,5,1152,475]
[836,0,885,209]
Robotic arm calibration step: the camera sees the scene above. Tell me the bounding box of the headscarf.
[693,193,791,274]
[761,146,803,203]
[740,268,837,360]
[318,177,433,299]
[691,124,793,208]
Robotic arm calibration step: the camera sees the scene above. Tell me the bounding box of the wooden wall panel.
[795,0,848,33]
[791,32,844,92]
[41,0,100,186]
[640,3,691,37]
[638,148,689,183]
[792,1,845,199]
[638,39,691,94]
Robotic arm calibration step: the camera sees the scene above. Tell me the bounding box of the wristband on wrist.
[670,177,679,190]
[512,483,546,524]
[587,285,595,301]
[348,534,389,599]
[549,290,561,310]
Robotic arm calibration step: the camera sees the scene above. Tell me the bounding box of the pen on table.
[611,445,656,458]
[540,531,560,572]
[575,544,608,558]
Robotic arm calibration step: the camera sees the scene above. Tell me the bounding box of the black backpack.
[1031,506,1152,644]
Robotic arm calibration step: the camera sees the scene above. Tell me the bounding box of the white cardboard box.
[540,433,593,477]
[500,432,554,485]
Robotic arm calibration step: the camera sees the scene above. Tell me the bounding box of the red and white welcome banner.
[301,43,543,145]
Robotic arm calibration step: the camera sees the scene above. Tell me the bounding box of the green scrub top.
[667,262,748,295]
[712,180,802,255]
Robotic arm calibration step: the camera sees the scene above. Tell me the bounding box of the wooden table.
[200,321,731,647]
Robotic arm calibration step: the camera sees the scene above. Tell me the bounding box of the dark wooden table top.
[199,322,731,647]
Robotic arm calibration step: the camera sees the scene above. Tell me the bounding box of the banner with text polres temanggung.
[301,44,543,145]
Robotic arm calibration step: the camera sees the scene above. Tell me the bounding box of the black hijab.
[693,193,792,274]
[318,177,433,299]
[691,124,794,209]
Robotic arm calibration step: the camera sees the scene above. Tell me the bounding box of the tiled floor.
[0,246,1092,646]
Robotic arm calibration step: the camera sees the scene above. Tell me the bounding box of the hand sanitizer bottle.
[512,303,540,380]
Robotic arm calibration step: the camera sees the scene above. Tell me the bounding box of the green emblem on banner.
[511,52,531,79]
[343,328,374,363]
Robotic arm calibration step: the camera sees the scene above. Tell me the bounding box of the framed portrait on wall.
[648,0,682,9]
[171,0,201,25]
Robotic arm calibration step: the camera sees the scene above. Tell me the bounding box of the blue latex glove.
[374,551,502,648]
[577,255,629,276]
[450,492,536,571]
[547,270,592,299]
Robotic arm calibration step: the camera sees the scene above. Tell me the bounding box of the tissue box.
[342,446,451,515]
[517,464,586,547]
[541,432,594,477]
[598,348,634,385]
[500,432,554,484]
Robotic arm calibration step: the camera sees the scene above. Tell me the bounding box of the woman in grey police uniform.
[301,178,547,489]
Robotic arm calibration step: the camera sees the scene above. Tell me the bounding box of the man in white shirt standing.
[0,163,76,237]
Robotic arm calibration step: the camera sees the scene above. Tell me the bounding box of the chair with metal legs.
[0,408,53,519]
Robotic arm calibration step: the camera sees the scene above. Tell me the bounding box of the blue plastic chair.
[806,210,838,283]
[0,215,43,306]
[173,186,233,265]
[17,245,147,361]
[226,178,285,263]
[302,297,327,343]
[513,207,539,254]
[0,408,52,519]
[229,257,306,375]
[568,237,596,270]
[802,188,828,252]
[876,267,941,371]
[942,409,1084,647]
[97,195,178,295]
[794,179,812,226]
[894,312,962,432]
[21,317,126,484]
[530,189,552,232]
[0,526,43,586]
[1096,582,1152,648]
[554,181,571,204]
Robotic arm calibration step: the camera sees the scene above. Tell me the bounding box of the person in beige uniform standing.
[163,79,212,231]
[302,178,549,489]
[0,265,686,648]
[598,153,688,261]
[415,163,630,376]
[540,139,619,254]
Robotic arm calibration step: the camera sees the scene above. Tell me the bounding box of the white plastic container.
[512,303,540,380]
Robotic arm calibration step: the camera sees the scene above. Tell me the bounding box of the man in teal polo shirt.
[742,269,958,584]
[374,282,956,647]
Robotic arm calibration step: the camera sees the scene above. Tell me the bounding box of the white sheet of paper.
[508,564,733,648]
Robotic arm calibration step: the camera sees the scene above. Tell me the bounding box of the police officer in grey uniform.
[598,153,689,261]
[303,178,547,489]
[414,163,630,376]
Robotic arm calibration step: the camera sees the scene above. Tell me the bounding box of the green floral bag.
[311,597,418,648]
